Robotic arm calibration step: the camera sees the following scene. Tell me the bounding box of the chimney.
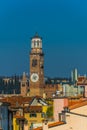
[42,120,48,130]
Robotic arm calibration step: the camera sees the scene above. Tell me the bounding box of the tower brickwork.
[29,33,44,96]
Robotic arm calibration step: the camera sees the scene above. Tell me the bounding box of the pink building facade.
[53,97,68,121]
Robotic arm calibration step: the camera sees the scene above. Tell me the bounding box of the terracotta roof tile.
[33,127,42,130]
[77,76,87,85]
[68,99,82,106]
[24,106,42,113]
[69,99,87,110]
[33,121,64,130]
[14,115,24,119]
[48,121,65,128]
[0,96,33,108]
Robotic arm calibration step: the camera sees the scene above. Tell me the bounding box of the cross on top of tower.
[35,32,39,37]
[32,32,42,39]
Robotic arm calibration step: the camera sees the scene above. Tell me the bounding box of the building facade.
[0,102,10,130]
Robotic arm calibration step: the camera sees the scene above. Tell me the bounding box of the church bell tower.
[29,33,44,96]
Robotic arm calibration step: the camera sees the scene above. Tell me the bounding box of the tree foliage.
[46,106,53,118]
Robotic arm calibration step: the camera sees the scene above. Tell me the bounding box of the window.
[30,113,37,118]
[34,41,36,47]
[37,40,39,47]
[32,59,37,67]
[22,83,25,87]
[80,86,83,88]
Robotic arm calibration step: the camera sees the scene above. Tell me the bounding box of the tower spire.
[32,32,42,39]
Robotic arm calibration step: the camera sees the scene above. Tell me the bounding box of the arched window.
[37,40,39,47]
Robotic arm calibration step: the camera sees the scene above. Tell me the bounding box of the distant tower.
[20,72,29,96]
[71,68,78,82]
[29,33,44,96]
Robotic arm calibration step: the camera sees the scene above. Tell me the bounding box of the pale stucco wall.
[43,104,87,130]
[65,113,87,130]
[71,105,87,115]
[43,113,87,130]
[43,122,69,130]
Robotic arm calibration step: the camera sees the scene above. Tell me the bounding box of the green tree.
[46,106,53,118]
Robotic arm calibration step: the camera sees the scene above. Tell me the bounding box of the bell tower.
[29,33,44,96]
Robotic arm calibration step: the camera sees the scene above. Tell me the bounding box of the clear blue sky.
[0,0,87,77]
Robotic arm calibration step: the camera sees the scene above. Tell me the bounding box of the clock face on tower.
[30,73,39,82]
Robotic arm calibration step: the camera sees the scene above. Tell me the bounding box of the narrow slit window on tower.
[32,59,37,67]
[40,40,42,48]
[37,40,39,47]
[34,40,36,47]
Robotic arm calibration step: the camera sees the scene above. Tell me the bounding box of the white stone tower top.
[31,33,42,49]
